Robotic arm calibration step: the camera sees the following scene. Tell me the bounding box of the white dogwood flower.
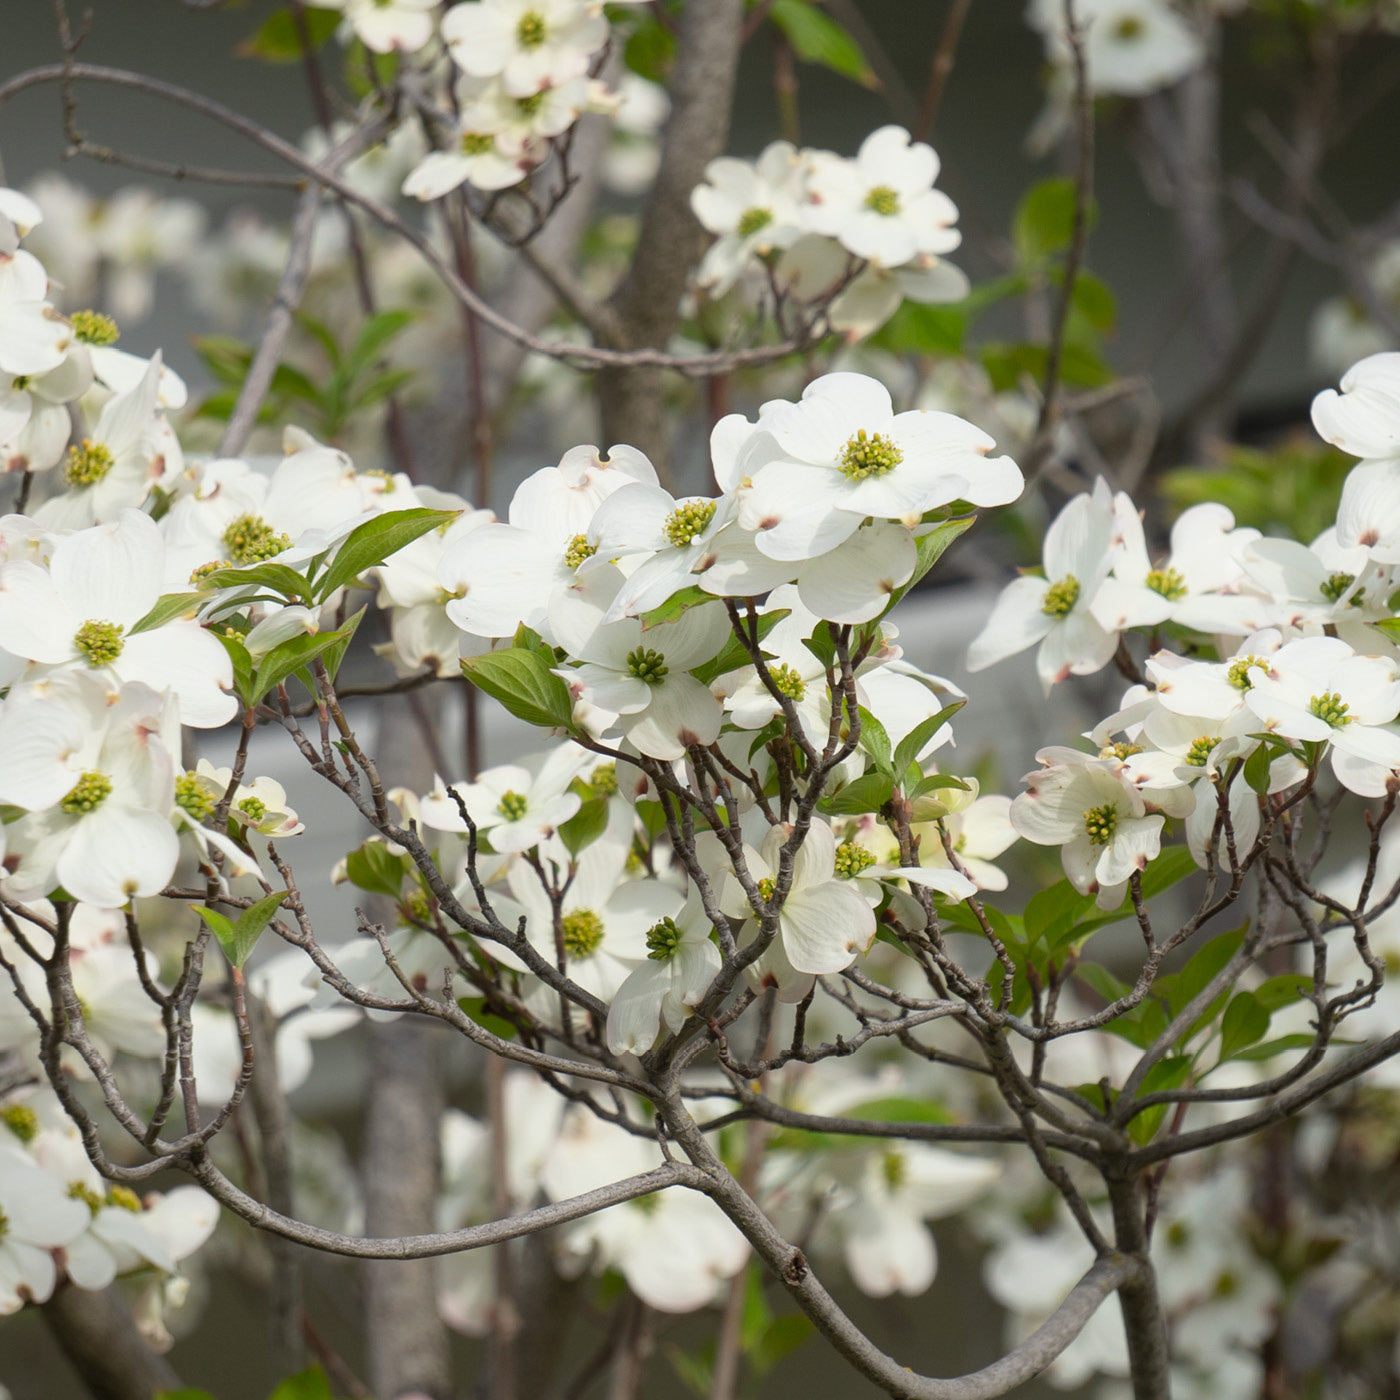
[441,0,607,96]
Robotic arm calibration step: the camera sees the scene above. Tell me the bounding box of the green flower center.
[771,662,806,700]
[1042,575,1080,618]
[1309,691,1351,728]
[1113,14,1145,40]
[516,10,547,48]
[107,1185,141,1213]
[68,1180,104,1214]
[629,1191,660,1215]
[190,558,231,587]
[833,842,876,879]
[757,876,776,902]
[61,771,113,816]
[237,796,268,824]
[497,790,529,821]
[175,772,216,823]
[0,1205,7,1241]
[864,185,901,217]
[563,533,597,569]
[516,91,546,118]
[1099,741,1142,760]
[64,438,114,487]
[460,131,496,156]
[882,1151,907,1190]
[1184,736,1218,767]
[73,618,125,668]
[1320,571,1363,606]
[1,1104,38,1143]
[662,499,716,547]
[223,514,291,566]
[1145,567,1187,602]
[70,309,119,346]
[1166,1219,1190,1249]
[736,206,774,238]
[838,429,903,481]
[1227,654,1265,691]
[645,916,683,961]
[1083,803,1117,846]
[627,647,669,685]
[590,763,617,795]
[561,908,605,959]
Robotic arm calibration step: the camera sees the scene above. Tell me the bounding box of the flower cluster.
[690,126,969,338]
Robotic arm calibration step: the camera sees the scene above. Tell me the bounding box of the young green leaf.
[892,700,965,779]
[128,592,205,636]
[857,706,893,775]
[1218,990,1270,1062]
[315,508,459,602]
[769,0,876,86]
[345,840,408,899]
[819,771,894,817]
[461,647,576,731]
[194,892,289,969]
[559,797,610,857]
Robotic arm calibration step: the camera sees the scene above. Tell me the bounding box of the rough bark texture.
[1106,1170,1172,1400]
[40,1282,181,1400]
[597,0,746,472]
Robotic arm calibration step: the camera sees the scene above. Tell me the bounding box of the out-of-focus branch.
[40,1282,182,1400]
[913,0,974,142]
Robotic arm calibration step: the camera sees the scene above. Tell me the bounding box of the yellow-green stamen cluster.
[189,558,231,587]
[1309,691,1351,728]
[73,619,124,668]
[1146,567,1187,601]
[70,310,119,346]
[68,1180,104,1214]
[561,909,605,958]
[838,429,903,482]
[1184,736,1218,767]
[516,10,546,47]
[757,876,776,902]
[0,1206,8,1240]
[1099,741,1142,761]
[461,131,496,156]
[404,890,434,925]
[1,1104,38,1144]
[627,647,669,685]
[1113,14,1145,39]
[1320,572,1362,606]
[736,206,774,238]
[629,1192,660,1215]
[175,772,216,823]
[1083,803,1117,846]
[563,533,596,569]
[771,663,806,700]
[237,796,268,824]
[64,438,114,488]
[864,185,901,216]
[881,1151,907,1190]
[497,790,529,821]
[516,92,546,118]
[590,764,617,795]
[1042,575,1080,618]
[107,1186,142,1213]
[61,771,113,816]
[645,916,683,961]
[662,499,716,547]
[1227,654,1265,691]
[223,514,291,566]
[834,842,876,880]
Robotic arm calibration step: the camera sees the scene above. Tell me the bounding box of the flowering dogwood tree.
[4,3,1400,1399]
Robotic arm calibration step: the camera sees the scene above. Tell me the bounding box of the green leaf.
[883,517,975,613]
[318,605,365,685]
[195,892,288,970]
[1242,741,1273,796]
[239,8,340,62]
[623,14,676,81]
[1218,990,1270,1062]
[457,996,518,1041]
[981,340,1113,392]
[874,301,965,356]
[640,584,713,630]
[268,1367,334,1400]
[752,1311,815,1376]
[842,1095,955,1126]
[1230,1033,1318,1062]
[128,591,204,635]
[1127,1056,1193,1145]
[1070,271,1116,332]
[559,797,610,857]
[1023,878,1095,949]
[769,0,876,86]
[345,840,408,899]
[316,508,459,602]
[909,773,971,797]
[857,706,893,775]
[893,701,965,779]
[202,562,313,604]
[157,1391,218,1399]
[694,608,790,685]
[254,616,363,703]
[819,771,893,817]
[1013,177,1094,263]
[193,334,253,384]
[214,630,256,709]
[342,309,415,383]
[461,647,576,731]
[1168,923,1247,1023]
